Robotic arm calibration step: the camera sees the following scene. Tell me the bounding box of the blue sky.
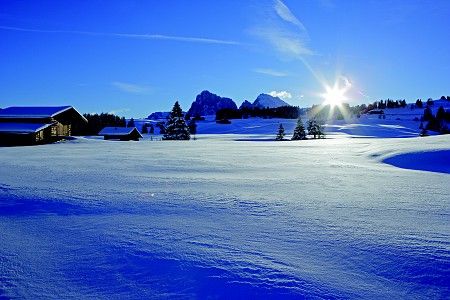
[1,0,449,117]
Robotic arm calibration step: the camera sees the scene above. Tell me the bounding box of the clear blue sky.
[1,0,449,117]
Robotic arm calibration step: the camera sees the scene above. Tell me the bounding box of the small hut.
[98,127,143,141]
[0,106,87,145]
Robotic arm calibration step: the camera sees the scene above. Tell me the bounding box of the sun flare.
[322,85,347,106]
[320,77,352,107]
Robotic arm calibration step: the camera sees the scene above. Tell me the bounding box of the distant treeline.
[216,106,300,120]
[367,99,407,110]
[73,113,126,135]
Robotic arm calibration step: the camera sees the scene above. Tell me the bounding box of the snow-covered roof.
[98,127,143,137]
[0,106,87,122]
[0,122,53,134]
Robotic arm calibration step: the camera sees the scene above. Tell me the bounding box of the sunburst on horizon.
[320,77,352,107]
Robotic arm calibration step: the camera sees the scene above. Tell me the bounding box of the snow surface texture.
[193,114,422,138]
[0,128,449,298]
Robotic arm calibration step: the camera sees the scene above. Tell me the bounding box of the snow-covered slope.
[0,134,449,299]
[193,114,423,138]
[191,101,450,138]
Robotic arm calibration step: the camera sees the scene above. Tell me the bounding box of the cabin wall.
[54,109,87,136]
[51,122,71,137]
[34,127,53,143]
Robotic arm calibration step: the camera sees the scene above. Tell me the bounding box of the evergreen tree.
[149,124,155,134]
[275,123,285,141]
[423,107,434,121]
[127,118,135,127]
[163,101,190,140]
[436,106,446,121]
[188,119,197,140]
[307,119,325,139]
[291,117,307,140]
[415,99,423,108]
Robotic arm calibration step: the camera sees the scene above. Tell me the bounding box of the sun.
[321,84,347,107]
[320,76,352,107]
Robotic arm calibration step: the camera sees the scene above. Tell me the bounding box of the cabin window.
[35,131,43,141]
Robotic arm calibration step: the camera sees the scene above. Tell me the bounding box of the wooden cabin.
[98,127,143,141]
[0,106,87,145]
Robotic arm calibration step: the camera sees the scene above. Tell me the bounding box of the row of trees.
[365,99,407,111]
[276,118,325,141]
[421,105,450,134]
[73,113,126,135]
[414,98,436,109]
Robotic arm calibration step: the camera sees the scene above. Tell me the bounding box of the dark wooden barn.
[98,127,143,141]
[0,106,87,145]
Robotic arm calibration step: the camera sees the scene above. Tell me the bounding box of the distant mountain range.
[187,90,292,117]
[147,111,171,120]
[187,90,237,117]
[251,93,291,109]
[146,90,293,119]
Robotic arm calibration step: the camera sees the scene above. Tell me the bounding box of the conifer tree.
[436,106,446,121]
[307,119,325,139]
[291,117,306,140]
[149,124,155,135]
[163,101,190,140]
[276,123,285,141]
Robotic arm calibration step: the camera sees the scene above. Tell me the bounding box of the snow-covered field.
[0,122,449,298]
